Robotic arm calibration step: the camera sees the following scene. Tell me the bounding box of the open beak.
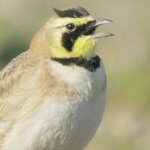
[91,19,114,39]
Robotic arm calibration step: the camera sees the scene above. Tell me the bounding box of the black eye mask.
[62,20,96,51]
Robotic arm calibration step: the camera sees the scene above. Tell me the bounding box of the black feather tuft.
[53,6,90,18]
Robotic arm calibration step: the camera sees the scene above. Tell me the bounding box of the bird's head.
[30,6,113,58]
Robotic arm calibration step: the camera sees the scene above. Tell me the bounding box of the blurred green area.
[0,0,150,150]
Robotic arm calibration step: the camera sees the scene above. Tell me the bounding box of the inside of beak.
[91,19,114,39]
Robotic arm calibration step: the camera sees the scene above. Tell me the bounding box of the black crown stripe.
[53,6,90,18]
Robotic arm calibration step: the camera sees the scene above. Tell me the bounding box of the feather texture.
[0,6,108,149]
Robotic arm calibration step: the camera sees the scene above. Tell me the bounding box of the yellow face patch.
[50,36,95,58]
[69,16,93,26]
[72,36,95,57]
[49,16,96,58]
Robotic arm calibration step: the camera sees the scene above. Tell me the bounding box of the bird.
[0,6,113,150]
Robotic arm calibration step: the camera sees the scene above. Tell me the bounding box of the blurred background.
[0,0,150,149]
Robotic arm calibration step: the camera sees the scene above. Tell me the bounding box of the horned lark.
[0,6,113,150]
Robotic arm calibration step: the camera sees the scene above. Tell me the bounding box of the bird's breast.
[2,60,107,150]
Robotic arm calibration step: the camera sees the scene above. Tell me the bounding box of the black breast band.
[51,55,100,72]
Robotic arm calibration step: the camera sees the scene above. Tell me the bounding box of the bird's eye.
[66,23,76,31]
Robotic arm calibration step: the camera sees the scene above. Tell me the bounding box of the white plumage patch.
[1,58,106,150]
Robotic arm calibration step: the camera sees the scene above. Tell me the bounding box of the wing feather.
[0,51,35,119]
